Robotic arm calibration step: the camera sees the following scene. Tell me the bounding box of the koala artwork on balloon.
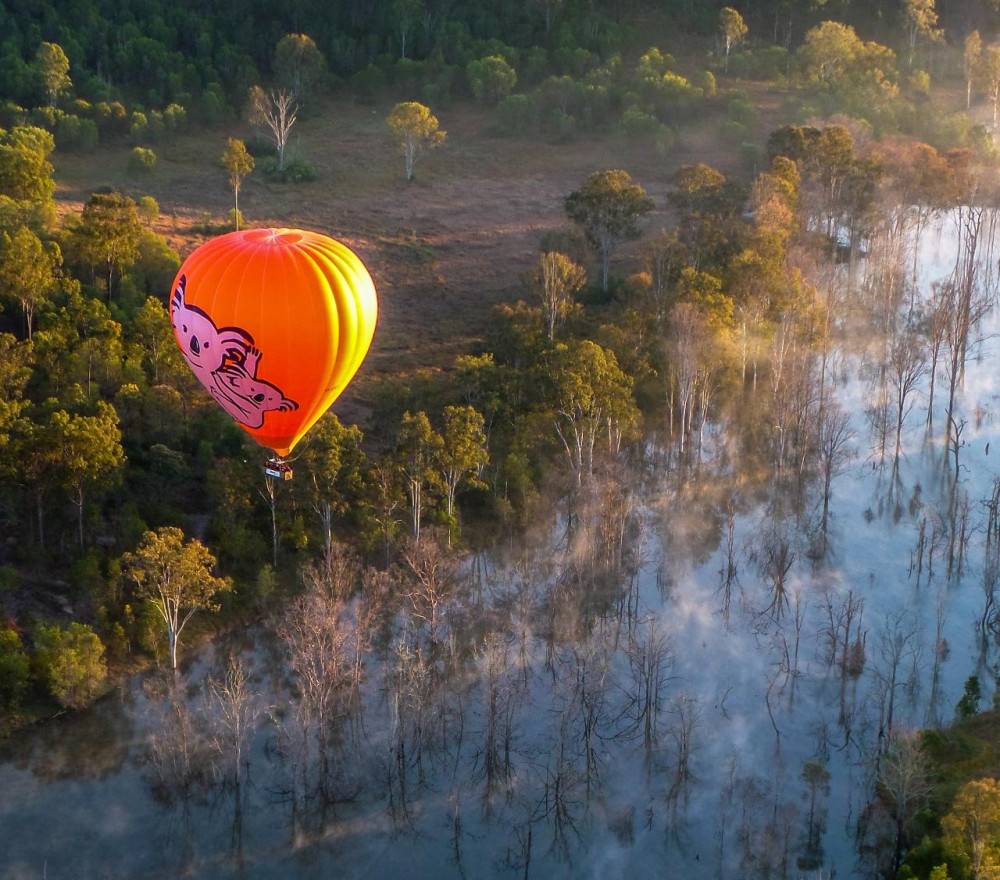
[170,274,298,428]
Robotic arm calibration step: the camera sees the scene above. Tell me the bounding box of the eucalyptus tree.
[221,138,253,229]
[34,42,71,106]
[565,170,653,290]
[547,339,638,486]
[122,527,233,670]
[719,7,748,72]
[386,101,445,181]
[0,224,59,339]
[529,251,586,341]
[964,30,982,110]
[247,86,297,172]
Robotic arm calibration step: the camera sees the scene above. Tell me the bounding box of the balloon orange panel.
[169,228,378,456]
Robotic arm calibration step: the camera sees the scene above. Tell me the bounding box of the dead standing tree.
[816,401,856,547]
[752,521,796,620]
[247,86,297,172]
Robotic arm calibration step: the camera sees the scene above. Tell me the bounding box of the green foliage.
[720,120,748,145]
[260,155,315,183]
[55,113,98,152]
[565,169,654,290]
[33,621,107,709]
[496,94,533,134]
[0,628,29,709]
[466,55,517,104]
[621,106,660,137]
[956,676,981,720]
[136,196,159,225]
[127,146,157,178]
[728,47,792,81]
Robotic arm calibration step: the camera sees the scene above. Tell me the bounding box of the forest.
[4,0,1000,877]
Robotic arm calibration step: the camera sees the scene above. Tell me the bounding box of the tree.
[800,21,864,86]
[296,412,366,562]
[34,42,71,107]
[126,146,156,178]
[273,34,325,103]
[529,251,586,340]
[75,190,142,300]
[982,46,1000,131]
[533,0,564,32]
[51,401,125,545]
[398,411,443,541]
[391,0,422,58]
[719,8,748,73]
[437,405,488,526]
[33,622,106,709]
[565,170,654,291]
[131,296,184,385]
[965,31,981,110]
[122,527,233,670]
[801,762,831,863]
[221,138,253,230]
[0,225,59,339]
[466,56,517,104]
[0,125,56,222]
[0,628,29,709]
[900,0,941,71]
[942,778,1000,878]
[879,732,932,875]
[549,339,638,485]
[399,528,458,646]
[387,102,446,181]
[247,86,297,172]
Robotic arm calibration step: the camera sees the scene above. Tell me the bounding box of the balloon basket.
[265,458,293,481]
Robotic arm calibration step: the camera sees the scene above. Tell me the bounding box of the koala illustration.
[212,358,298,429]
[171,275,254,381]
[170,274,298,428]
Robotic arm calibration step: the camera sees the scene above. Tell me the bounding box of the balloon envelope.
[169,228,378,456]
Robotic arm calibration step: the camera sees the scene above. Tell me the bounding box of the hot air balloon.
[169,228,378,478]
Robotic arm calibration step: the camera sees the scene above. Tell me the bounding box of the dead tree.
[755,522,796,620]
[399,528,460,649]
[886,329,927,468]
[622,620,672,760]
[872,612,921,751]
[816,402,856,544]
[877,730,932,875]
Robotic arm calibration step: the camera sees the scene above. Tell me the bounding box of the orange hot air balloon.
[169,228,378,458]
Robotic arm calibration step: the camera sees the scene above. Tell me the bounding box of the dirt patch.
[52,95,756,411]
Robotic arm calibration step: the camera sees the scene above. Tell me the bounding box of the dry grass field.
[50,87,784,416]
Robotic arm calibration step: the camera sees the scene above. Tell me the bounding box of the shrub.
[163,102,187,133]
[720,119,748,144]
[129,111,148,143]
[548,108,576,142]
[654,124,677,155]
[0,629,29,709]
[740,141,762,171]
[55,114,99,151]
[261,156,316,183]
[727,96,758,127]
[33,622,107,709]
[137,195,160,224]
[620,106,660,136]
[728,46,792,81]
[351,64,388,104]
[128,146,157,178]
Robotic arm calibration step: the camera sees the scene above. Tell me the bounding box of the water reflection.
[2,213,1000,879]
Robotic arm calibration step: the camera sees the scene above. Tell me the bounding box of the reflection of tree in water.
[5,688,134,782]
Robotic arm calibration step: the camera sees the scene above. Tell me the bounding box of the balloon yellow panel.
[169,228,378,456]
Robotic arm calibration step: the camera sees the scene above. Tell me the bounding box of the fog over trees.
[5,0,1000,878]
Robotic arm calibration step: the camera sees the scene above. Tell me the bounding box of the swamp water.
[2,215,1000,879]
